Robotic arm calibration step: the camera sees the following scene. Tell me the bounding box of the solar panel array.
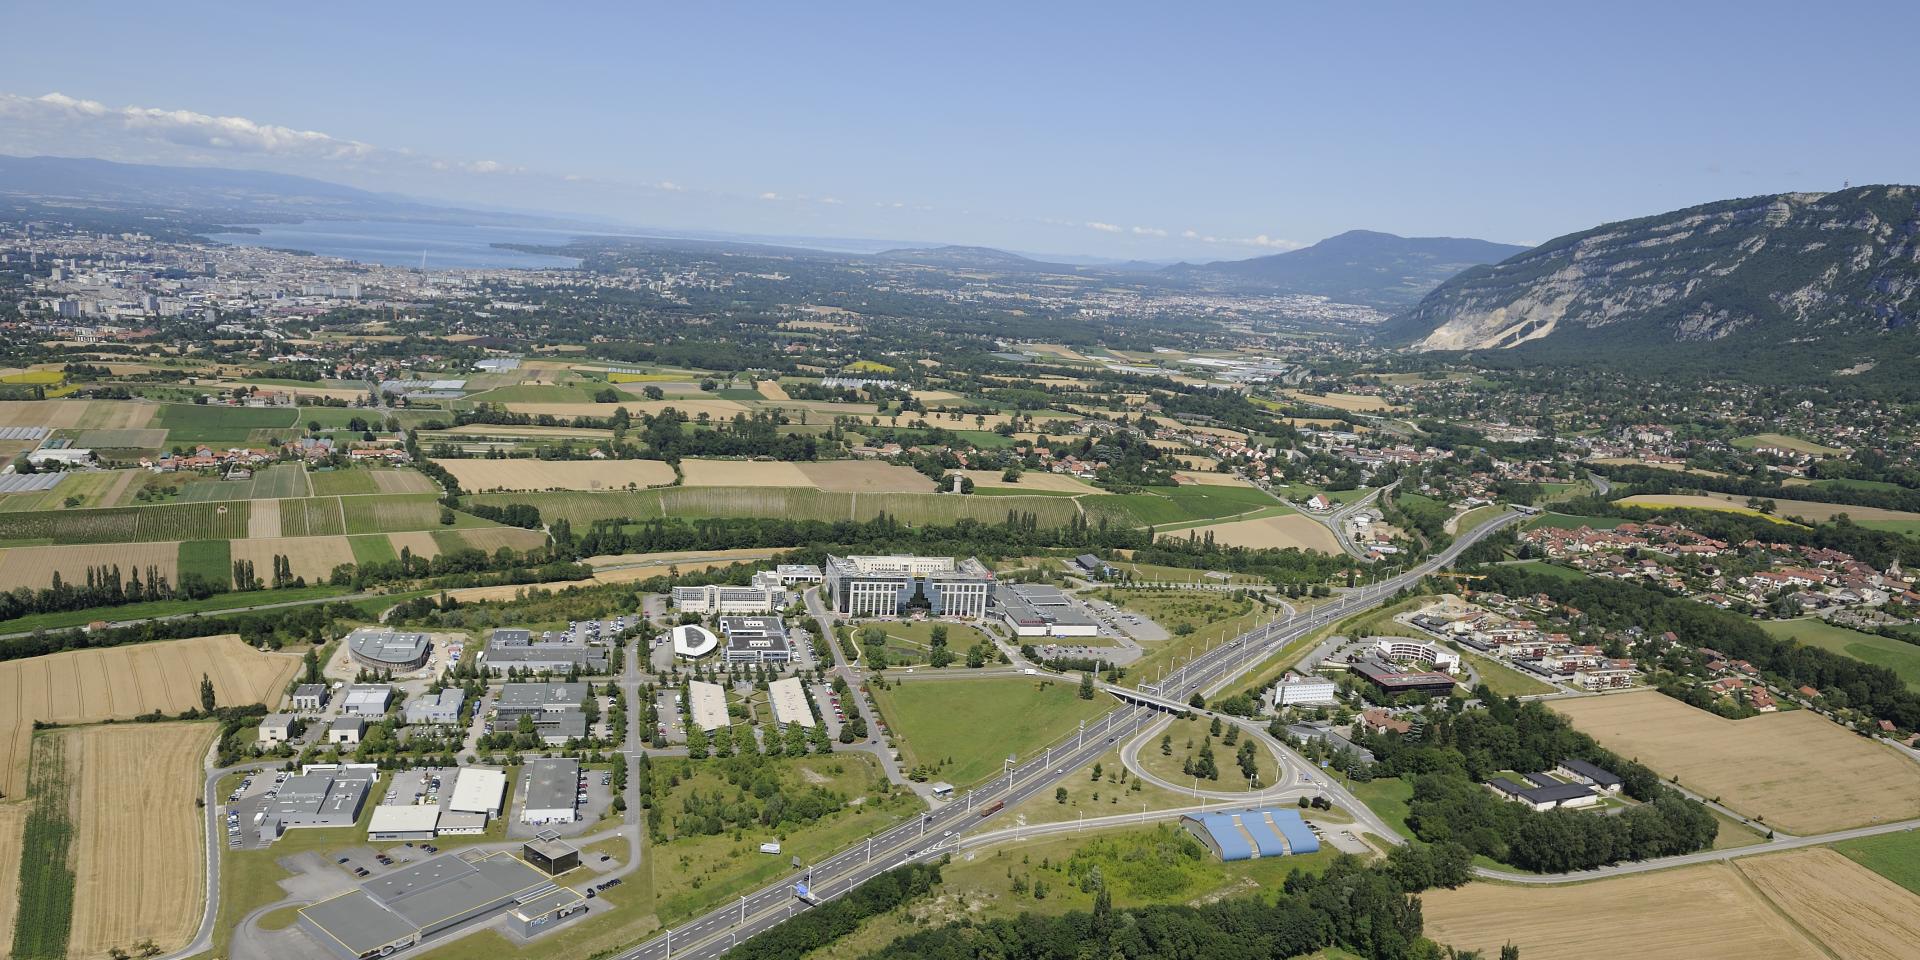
[0,426,49,440]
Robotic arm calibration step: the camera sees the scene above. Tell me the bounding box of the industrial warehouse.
[297,851,586,958]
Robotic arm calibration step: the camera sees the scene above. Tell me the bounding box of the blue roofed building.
[1180,807,1321,862]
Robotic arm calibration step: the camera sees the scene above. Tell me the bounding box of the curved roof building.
[346,628,431,671]
[671,623,719,659]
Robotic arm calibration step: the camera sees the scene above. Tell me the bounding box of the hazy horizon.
[3,1,1916,260]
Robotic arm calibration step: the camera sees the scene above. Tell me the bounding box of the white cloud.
[759,191,781,201]
[461,159,521,175]
[1175,226,1302,251]
[1130,225,1168,237]
[1085,221,1122,233]
[1240,234,1299,249]
[10,91,379,161]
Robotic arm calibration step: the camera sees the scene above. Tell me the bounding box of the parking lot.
[653,688,686,744]
[223,769,294,850]
[507,764,618,839]
[809,681,843,739]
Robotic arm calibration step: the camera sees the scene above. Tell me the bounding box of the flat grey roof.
[301,890,417,956]
[525,758,580,812]
[512,886,584,917]
[497,682,588,709]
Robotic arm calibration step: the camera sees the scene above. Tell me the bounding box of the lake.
[207,219,589,270]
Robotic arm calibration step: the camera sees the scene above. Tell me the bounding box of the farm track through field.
[0,636,299,797]
[65,723,215,960]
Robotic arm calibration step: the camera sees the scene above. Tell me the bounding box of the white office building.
[1268,673,1340,709]
[824,554,992,619]
[671,584,785,614]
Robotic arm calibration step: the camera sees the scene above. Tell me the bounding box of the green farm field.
[1832,829,1920,895]
[172,463,312,501]
[0,500,251,543]
[149,403,299,444]
[1759,618,1920,691]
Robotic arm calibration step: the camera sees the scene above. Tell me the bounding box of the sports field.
[1159,514,1341,553]
[0,634,301,797]
[0,541,180,591]
[1422,861,1829,960]
[868,676,1113,786]
[1548,691,1920,834]
[63,722,218,959]
[1759,618,1920,690]
[431,458,675,492]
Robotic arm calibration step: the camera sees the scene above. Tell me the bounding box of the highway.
[612,511,1523,960]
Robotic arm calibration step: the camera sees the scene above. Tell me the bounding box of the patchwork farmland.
[1549,691,1920,835]
[0,634,301,797]
[432,457,676,492]
[1422,862,1828,960]
[0,542,180,591]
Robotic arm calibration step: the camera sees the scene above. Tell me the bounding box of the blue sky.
[2,1,1915,260]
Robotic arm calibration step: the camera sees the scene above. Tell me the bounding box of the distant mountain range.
[0,154,605,230]
[1164,230,1529,309]
[2,155,1522,311]
[1385,186,1920,378]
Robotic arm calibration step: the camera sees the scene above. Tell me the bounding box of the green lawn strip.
[1710,810,1767,850]
[868,676,1113,786]
[347,534,399,566]
[1455,504,1505,533]
[1345,775,1415,839]
[1521,513,1625,531]
[177,539,233,584]
[0,583,353,634]
[1452,646,1558,697]
[1499,559,1590,582]
[1832,829,1920,895]
[1757,617,1920,691]
[10,734,75,960]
